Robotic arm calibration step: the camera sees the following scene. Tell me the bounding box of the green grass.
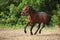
[0,24,23,29]
[44,25,60,30]
[0,24,60,30]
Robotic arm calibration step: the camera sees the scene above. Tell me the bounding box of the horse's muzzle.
[21,13,24,16]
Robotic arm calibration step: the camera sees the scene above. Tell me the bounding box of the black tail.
[46,15,51,25]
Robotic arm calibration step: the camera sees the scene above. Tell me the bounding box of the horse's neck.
[28,10,38,18]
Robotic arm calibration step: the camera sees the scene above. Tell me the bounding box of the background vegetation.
[0,0,60,28]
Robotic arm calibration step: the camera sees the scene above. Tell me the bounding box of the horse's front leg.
[34,24,40,35]
[30,24,35,35]
[24,23,29,33]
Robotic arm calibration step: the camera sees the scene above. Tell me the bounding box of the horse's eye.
[25,8,28,10]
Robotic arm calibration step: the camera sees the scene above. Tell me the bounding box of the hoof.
[34,33,36,35]
[39,31,41,33]
[31,33,33,35]
[24,31,27,33]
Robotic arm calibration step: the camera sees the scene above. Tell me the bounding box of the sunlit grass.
[0,24,23,29]
[44,25,60,30]
[0,24,60,30]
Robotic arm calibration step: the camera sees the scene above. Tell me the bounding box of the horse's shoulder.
[28,16,30,18]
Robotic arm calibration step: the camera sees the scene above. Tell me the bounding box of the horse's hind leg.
[24,23,28,33]
[34,24,40,35]
[30,24,35,35]
[39,24,45,33]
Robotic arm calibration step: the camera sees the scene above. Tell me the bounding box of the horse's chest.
[28,15,40,23]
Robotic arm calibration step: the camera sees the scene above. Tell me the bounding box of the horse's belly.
[28,20,38,24]
[36,20,41,24]
[28,15,41,24]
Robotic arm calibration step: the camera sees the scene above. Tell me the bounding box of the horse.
[21,5,51,35]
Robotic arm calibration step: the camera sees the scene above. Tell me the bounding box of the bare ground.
[0,28,60,40]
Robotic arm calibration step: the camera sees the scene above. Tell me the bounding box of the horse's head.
[21,5,32,15]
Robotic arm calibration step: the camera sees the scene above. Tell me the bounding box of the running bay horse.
[21,5,51,35]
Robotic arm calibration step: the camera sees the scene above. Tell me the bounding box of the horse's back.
[38,12,48,15]
[38,12,49,19]
[38,12,51,24]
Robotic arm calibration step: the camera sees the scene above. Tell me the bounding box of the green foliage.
[51,15,59,25]
[0,0,60,28]
[57,4,60,26]
[51,4,60,26]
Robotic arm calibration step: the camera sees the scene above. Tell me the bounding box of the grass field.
[0,24,60,30]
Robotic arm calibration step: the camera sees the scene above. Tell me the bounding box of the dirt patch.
[0,28,60,40]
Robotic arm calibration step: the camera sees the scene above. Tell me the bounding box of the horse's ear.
[29,6,33,10]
